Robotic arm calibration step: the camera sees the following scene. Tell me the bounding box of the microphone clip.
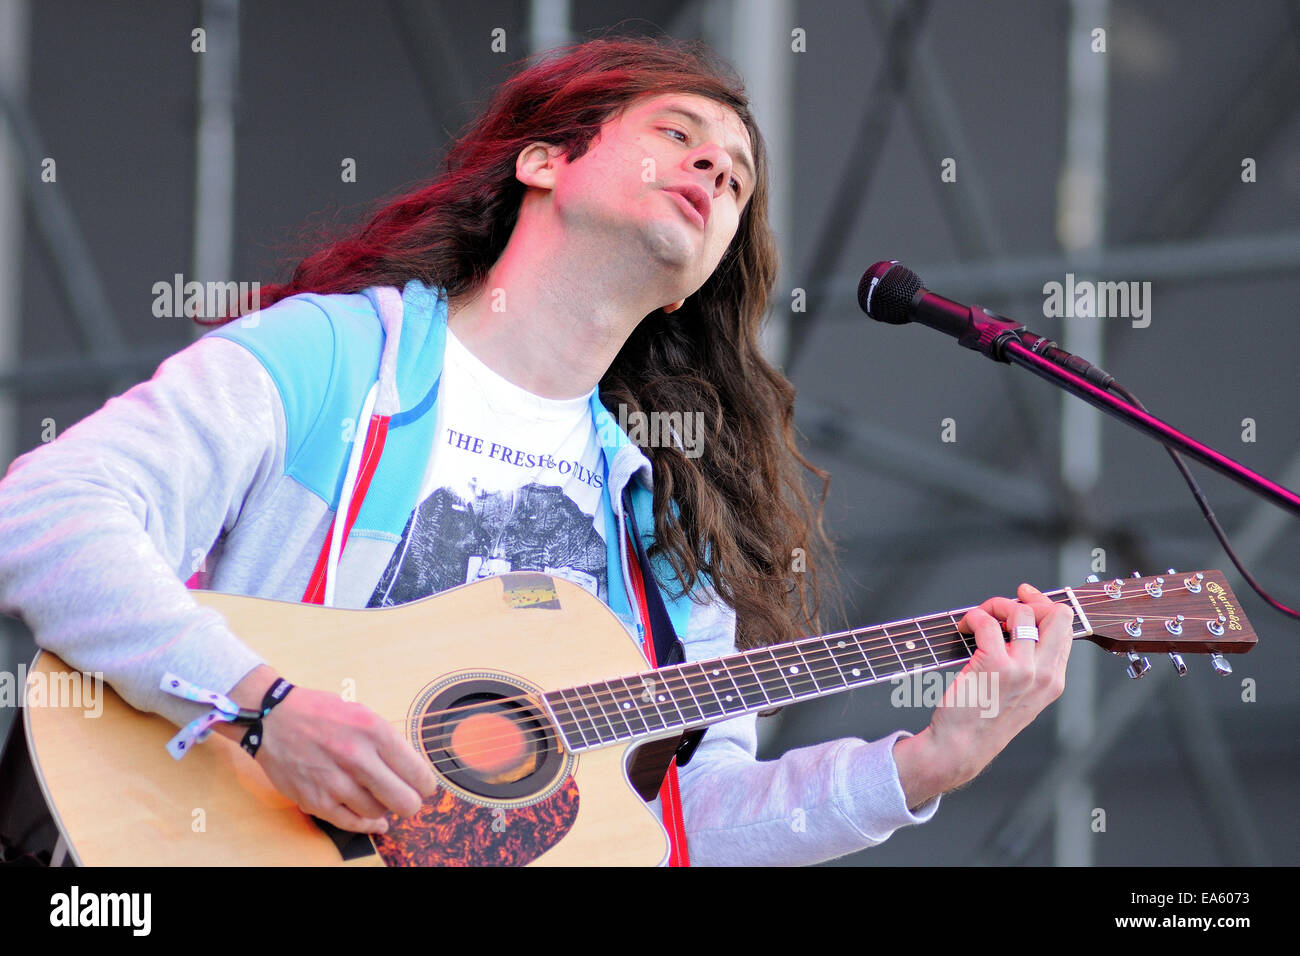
[956,306,1026,362]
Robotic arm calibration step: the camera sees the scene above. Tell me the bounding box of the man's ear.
[662,297,686,314]
[516,142,563,190]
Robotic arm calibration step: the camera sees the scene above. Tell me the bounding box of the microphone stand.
[951,308,1300,519]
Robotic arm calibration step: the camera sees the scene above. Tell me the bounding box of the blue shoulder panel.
[208,292,382,506]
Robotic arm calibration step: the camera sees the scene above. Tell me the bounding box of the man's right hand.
[215,665,438,833]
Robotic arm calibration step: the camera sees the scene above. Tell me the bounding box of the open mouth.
[665,189,707,228]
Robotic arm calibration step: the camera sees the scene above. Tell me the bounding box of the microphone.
[857,260,1114,388]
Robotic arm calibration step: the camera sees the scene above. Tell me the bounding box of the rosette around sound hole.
[415,677,569,801]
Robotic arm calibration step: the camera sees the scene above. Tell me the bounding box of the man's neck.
[447,218,678,401]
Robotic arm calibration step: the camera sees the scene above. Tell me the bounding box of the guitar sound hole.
[416,678,567,801]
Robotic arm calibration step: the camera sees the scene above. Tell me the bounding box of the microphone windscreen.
[858,260,921,324]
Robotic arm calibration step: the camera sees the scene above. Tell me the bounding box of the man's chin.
[642,225,711,284]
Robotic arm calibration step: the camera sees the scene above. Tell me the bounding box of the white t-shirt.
[367,328,609,608]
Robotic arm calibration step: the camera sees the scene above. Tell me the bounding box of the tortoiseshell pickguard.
[372,777,580,866]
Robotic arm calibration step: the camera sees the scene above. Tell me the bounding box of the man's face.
[541,92,757,302]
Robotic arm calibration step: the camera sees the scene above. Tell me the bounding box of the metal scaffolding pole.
[529,0,572,54]
[191,0,240,337]
[727,0,793,368]
[819,228,1300,309]
[0,0,27,469]
[1053,0,1109,868]
[0,0,29,694]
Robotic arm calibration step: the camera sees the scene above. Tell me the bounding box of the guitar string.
[381,584,1234,763]
[402,582,1204,732]
[403,584,1220,760]
[415,628,1238,766]
[397,583,1225,758]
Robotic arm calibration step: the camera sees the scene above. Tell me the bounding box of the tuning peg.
[1126,651,1151,679]
[1184,572,1204,594]
[1124,616,1144,637]
[1131,570,1142,578]
[1206,614,1227,637]
[1209,654,1233,676]
[1164,614,1185,635]
[1085,573,1100,583]
[1145,576,1165,598]
[1168,653,1188,676]
[1165,568,1177,574]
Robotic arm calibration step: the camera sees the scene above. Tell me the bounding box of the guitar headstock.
[1070,570,1257,661]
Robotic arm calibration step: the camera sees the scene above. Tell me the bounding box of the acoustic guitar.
[23,568,1256,865]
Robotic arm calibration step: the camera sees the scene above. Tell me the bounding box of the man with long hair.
[0,36,1070,865]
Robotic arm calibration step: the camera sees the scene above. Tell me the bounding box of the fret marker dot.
[905,640,916,651]
[712,669,720,676]
[837,641,846,648]
[622,702,631,709]
[657,694,665,702]
[851,668,861,677]
[725,695,733,702]
[788,665,799,675]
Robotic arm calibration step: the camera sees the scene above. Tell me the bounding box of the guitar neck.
[542,588,1086,752]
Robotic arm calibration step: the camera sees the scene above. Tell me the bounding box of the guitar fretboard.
[541,589,1077,751]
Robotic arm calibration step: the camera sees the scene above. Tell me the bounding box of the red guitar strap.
[301,414,391,604]
[625,530,691,867]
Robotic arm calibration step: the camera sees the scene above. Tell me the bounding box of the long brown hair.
[205,36,838,649]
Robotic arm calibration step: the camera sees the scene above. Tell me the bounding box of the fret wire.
[588,681,626,742]
[673,665,707,724]
[614,677,656,735]
[789,641,825,693]
[820,635,850,687]
[848,628,879,680]
[740,653,776,707]
[590,679,634,740]
[899,620,935,668]
[573,682,617,744]
[882,624,911,674]
[763,647,799,700]
[920,618,943,667]
[717,657,751,712]
[944,613,969,664]
[541,691,584,750]
[656,667,690,727]
[635,670,673,730]
[556,687,596,748]
[767,642,821,697]
[828,633,870,684]
[690,662,727,718]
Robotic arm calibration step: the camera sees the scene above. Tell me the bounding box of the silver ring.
[1013,625,1040,643]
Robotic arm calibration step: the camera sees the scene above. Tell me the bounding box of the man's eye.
[663,127,688,142]
[729,177,742,194]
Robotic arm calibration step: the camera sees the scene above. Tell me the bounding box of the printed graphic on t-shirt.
[367,478,608,608]
[366,327,608,610]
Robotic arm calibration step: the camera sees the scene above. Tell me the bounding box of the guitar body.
[25,573,673,866]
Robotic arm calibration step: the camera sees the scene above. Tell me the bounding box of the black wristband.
[240,678,294,758]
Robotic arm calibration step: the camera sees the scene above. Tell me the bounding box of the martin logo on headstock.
[1204,580,1243,632]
